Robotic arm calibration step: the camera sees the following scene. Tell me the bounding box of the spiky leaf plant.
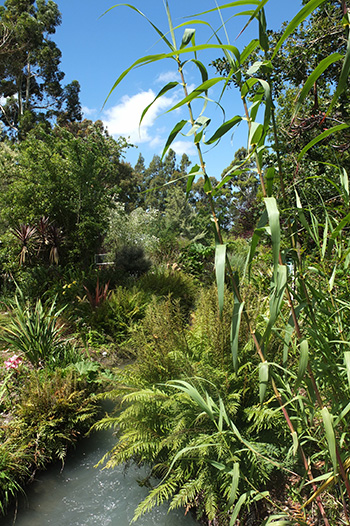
[0,289,67,367]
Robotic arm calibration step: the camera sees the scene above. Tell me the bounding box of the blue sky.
[17,1,305,177]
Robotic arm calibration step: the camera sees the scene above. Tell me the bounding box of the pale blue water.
[2,430,198,526]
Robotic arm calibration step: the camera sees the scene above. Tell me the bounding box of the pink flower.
[4,354,23,370]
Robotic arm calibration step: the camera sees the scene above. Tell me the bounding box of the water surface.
[3,429,198,526]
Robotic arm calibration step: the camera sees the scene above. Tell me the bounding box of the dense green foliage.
[3,0,350,525]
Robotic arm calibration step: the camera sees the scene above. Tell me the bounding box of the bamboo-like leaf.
[262,515,292,525]
[248,121,263,147]
[272,0,327,59]
[140,82,179,126]
[241,77,259,98]
[180,28,195,48]
[297,124,349,162]
[328,265,337,292]
[215,244,227,317]
[186,115,211,136]
[235,0,269,40]
[227,463,240,508]
[266,166,275,197]
[105,44,240,106]
[293,53,342,118]
[259,362,269,403]
[257,7,268,51]
[247,210,268,279]
[167,77,225,112]
[169,380,215,420]
[264,265,287,345]
[161,120,188,159]
[191,59,208,83]
[321,407,337,473]
[230,492,248,525]
[264,197,280,281]
[102,4,174,50]
[340,168,350,204]
[231,299,244,372]
[205,116,242,144]
[186,164,202,198]
[188,2,261,18]
[240,39,259,64]
[296,339,309,386]
[292,431,299,456]
[330,210,350,240]
[283,319,294,367]
[329,29,350,113]
[344,352,350,390]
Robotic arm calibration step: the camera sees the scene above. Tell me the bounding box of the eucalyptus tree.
[0,0,81,137]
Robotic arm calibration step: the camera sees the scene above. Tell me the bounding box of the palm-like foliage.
[12,223,37,265]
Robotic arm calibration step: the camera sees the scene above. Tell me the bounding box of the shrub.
[137,266,198,317]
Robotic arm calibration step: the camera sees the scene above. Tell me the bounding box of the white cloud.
[102,89,177,144]
[155,71,179,84]
[82,106,97,117]
[171,140,196,157]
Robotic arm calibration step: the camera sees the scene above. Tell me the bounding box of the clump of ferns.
[95,382,287,525]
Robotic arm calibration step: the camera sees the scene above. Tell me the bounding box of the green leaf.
[230,492,247,525]
[169,380,215,420]
[191,59,208,83]
[293,53,342,118]
[167,77,225,112]
[329,265,337,292]
[330,210,350,240]
[186,164,202,198]
[297,339,309,386]
[161,120,188,159]
[259,362,269,403]
[264,265,287,345]
[292,431,299,456]
[340,168,349,204]
[297,124,349,162]
[272,0,327,59]
[264,197,280,281]
[247,210,268,279]
[329,29,350,113]
[321,407,337,473]
[215,244,227,317]
[102,4,174,50]
[344,352,350,390]
[248,121,263,147]
[205,116,242,144]
[140,82,179,126]
[228,463,240,508]
[181,28,195,48]
[257,8,268,52]
[231,299,244,372]
[105,44,240,107]
[266,166,275,197]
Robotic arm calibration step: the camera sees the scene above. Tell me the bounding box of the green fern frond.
[132,478,178,522]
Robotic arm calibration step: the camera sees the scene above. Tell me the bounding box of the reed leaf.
[215,243,227,318]
[297,123,349,162]
[272,0,327,59]
[293,53,342,118]
[321,407,337,473]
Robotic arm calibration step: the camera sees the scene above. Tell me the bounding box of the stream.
[2,428,198,526]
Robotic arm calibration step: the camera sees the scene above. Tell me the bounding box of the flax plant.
[103,0,350,523]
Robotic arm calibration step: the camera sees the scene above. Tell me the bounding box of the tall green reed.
[104,0,350,522]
